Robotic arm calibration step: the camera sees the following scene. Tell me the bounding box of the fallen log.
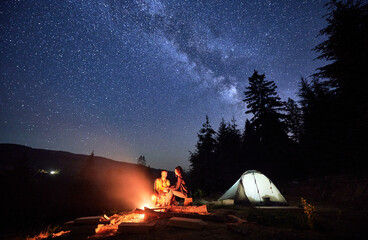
[226,214,248,223]
[135,208,224,222]
[73,216,110,225]
[65,216,110,235]
[118,220,157,234]
[168,205,208,214]
[167,217,207,230]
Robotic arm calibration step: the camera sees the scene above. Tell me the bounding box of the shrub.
[301,197,318,229]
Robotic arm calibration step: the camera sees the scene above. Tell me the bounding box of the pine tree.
[243,70,287,144]
[137,155,147,166]
[243,70,291,178]
[314,0,368,98]
[298,77,342,175]
[241,119,259,170]
[213,118,242,190]
[79,151,95,180]
[189,115,216,192]
[285,98,303,143]
[229,117,242,144]
[227,118,242,175]
[242,119,256,145]
[313,0,368,172]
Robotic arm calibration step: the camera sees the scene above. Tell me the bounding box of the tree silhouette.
[311,0,368,173]
[243,70,287,143]
[137,155,147,166]
[298,77,344,175]
[189,115,216,192]
[243,70,292,178]
[240,119,260,171]
[285,98,303,143]
[79,151,95,180]
[314,0,368,98]
[244,71,284,121]
[212,118,243,191]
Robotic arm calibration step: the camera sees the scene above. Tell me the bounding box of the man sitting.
[152,170,170,207]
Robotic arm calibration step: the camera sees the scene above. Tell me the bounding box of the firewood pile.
[63,205,247,237]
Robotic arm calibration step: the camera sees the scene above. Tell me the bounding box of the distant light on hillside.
[39,169,60,175]
[50,170,60,175]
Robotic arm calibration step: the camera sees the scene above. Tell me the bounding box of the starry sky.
[0,0,329,170]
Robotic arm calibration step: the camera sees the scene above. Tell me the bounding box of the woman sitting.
[164,166,189,205]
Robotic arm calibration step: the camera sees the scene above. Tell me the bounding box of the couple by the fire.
[151,166,189,207]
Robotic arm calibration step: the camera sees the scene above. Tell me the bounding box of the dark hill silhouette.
[0,143,177,235]
[0,143,168,177]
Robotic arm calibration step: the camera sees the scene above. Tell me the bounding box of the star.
[0,0,329,170]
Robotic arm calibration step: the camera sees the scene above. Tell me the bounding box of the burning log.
[168,205,208,214]
[95,212,146,235]
[74,216,110,225]
[65,216,110,235]
[184,197,193,206]
[135,206,224,222]
[64,205,223,236]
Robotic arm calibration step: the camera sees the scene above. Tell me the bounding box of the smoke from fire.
[96,165,154,210]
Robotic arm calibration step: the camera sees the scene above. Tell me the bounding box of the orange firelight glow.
[26,230,70,240]
[95,212,146,235]
[51,231,71,238]
[99,166,153,210]
[139,201,154,210]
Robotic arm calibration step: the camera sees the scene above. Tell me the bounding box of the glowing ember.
[139,200,155,210]
[111,213,145,224]
[26,232,48,240]
[51,231,71,238]
[95,213,145,235]
[140,204,149,210]
[26,230,70,240]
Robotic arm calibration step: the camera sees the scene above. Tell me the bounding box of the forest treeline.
[188,0,368,194]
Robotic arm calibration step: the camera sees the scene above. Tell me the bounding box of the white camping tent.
[218,170,287,206]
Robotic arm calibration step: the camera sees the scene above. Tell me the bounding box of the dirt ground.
[48,202,367,240]
[63,175,368,240]
[8,175,368,240]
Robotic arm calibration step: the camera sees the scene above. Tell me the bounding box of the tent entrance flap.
[234,178,251,205]
[218,179,240,201]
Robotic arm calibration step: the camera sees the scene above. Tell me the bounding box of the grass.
[205,198,368,240]
[246,208,308,229]
[207,200,335,229]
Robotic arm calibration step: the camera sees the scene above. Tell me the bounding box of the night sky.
[0,0,328,170]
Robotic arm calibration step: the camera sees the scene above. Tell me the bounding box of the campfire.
[93,203,208,236]
[94,200,158,235]
[62,168,209,237]
[95,212,146,235]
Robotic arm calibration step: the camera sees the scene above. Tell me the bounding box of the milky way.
[0,0,328,169]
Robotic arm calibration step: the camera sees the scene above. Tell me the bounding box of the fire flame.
[51,231,71,238]
[26,230,70,240]
[95,212,146,235]
[139,202,154,210]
